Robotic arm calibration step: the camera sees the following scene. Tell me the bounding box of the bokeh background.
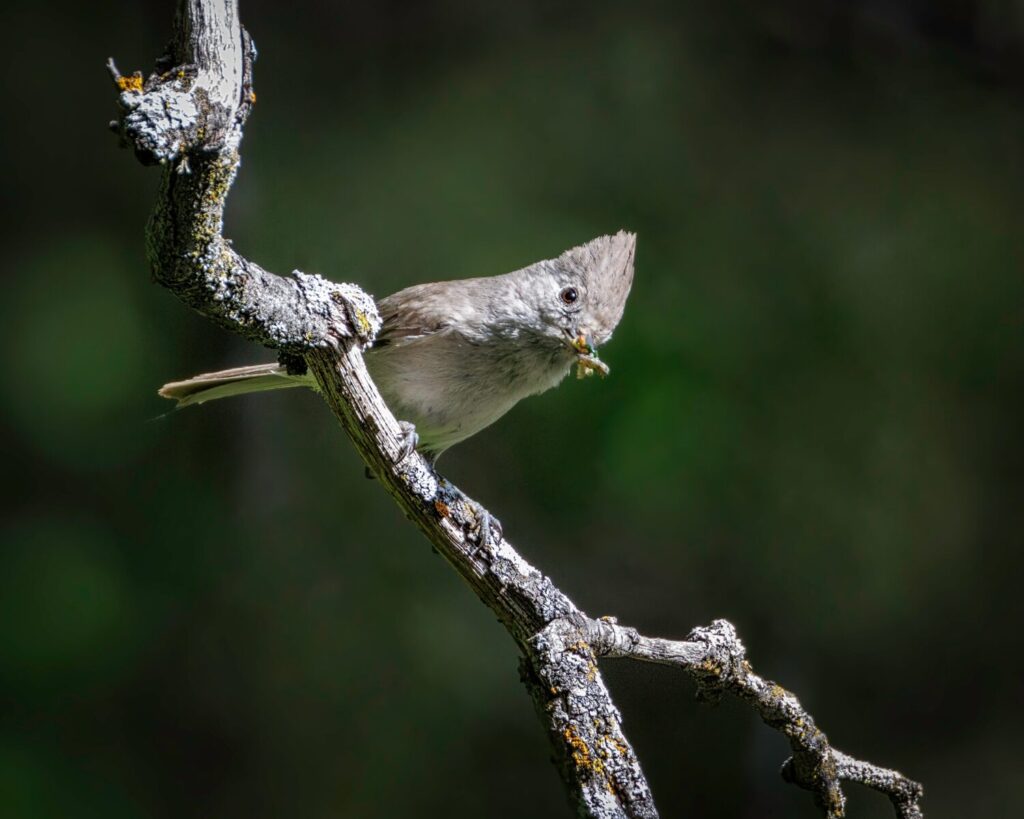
[2,1,1023,816]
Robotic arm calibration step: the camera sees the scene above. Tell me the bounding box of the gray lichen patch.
[526,619,656,819]
[121,86,200,165]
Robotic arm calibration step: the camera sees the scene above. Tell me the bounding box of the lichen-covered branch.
[108,4,351,353]
[586,618,924,818]
[110,2,655,815]
[108,2,923,817]
[305,347,658,817]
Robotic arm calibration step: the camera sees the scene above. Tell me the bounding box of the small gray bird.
[160,232,636,464]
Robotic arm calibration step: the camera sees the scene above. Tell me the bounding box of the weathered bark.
[108,3,924,817]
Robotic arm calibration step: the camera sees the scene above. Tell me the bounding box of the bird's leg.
[437,477,502,550]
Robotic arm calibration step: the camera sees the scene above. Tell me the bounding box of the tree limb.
[107,2,924,816]
[586,618,924,818]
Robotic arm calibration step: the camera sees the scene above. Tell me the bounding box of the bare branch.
[108,2,923,817]
[111,2,655,815]
[587,618,924,817]
[830,752,924,819]
[306,347,657,817]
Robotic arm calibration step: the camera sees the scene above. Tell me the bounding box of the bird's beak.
[568,329,609,379]
[569,331,596,356]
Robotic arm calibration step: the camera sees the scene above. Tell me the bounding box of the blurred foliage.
[2,0,1022,816]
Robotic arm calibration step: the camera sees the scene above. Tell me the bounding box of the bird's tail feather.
[158,363,310,408]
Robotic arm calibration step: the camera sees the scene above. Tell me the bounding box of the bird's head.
[516,231,636,376]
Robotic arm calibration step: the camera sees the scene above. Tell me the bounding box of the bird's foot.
[438,478,502,550]
[471,502,503,551]
[396,421,419,464]
[364,421,418,479]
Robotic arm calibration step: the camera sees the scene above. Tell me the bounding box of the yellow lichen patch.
[356,310,372,336]
[698,658,722,677]
[568,640,597,664]
[563,727,605,778]
[248,91,257,103]
[561,728,614,794]
[595,732,630,759]
[116,73,144,93]
[434,500,450,518]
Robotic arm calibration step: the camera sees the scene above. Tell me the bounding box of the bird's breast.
[366,331,571,455]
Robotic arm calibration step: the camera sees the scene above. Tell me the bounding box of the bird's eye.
[559,286,579,305]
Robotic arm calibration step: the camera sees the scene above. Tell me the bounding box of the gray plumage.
[160,232,636,460]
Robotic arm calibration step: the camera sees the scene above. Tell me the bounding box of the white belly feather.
[365,331,573,458]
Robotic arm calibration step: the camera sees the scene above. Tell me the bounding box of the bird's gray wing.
[374,282,460,348]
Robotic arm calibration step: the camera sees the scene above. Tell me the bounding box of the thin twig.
[587,618,923,817]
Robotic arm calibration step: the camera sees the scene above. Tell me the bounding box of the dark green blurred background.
[2,1,1022,816]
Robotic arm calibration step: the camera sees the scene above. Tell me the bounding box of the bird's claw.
[472,503,503,550]
[365,421,418,478]
[437,479,502,550]
[397,421,419,463]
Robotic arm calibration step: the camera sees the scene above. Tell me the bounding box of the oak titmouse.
[160,232,636,462]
